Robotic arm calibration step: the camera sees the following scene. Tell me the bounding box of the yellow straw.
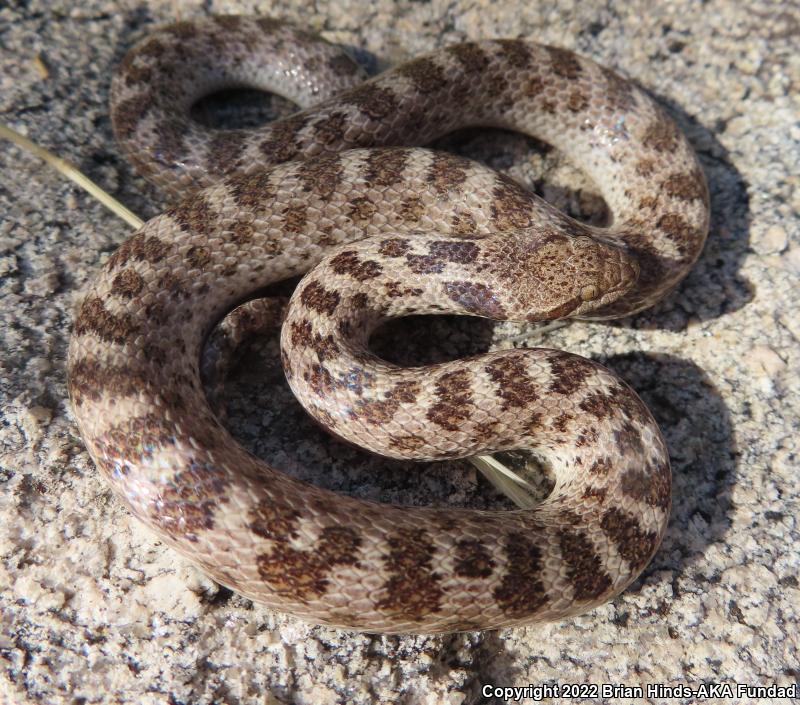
[0,123,143,229]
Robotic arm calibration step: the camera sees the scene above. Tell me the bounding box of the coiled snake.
[67,16,709,633]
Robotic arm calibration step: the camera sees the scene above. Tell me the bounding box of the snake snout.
[504,233,637,321]
[602,245,640,300]
[557,238,640,318]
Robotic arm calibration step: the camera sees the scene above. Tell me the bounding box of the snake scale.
[67,16,709,633]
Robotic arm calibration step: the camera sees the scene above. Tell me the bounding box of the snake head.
[496,230,640,321]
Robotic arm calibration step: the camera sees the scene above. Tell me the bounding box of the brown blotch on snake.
[621,467,672,509]
[582,485,608,504]
[378,238,412,258]
[256,525,362,601]
[454,538,497,579]
[601,66,637,111]
[490,181,537,230]
[110,269,144,299]
[298,155,345,197]
[68,16,709,633]
[567,89,589,113]
[257,115,309,163]
[427,151,469,194]
[365,148,409,186]
[495,39,533,68]
[74,297,139,345]
[282,204,308,233]
[642,114,680,152]
[663,171,708,201]
[426,369,474,432]
[485,357,539,410]
[344,83,401,121]
[451,212,479,235]
[329,250,383,281]
[70,358,139,406]
[347,196,378,223]
[353,391,407,426]
[311,111,350,145]
[579,390,617,419]
[443,281,507,318]
[493,532,549,617]
[601,508,661,570]
[558,528,613,601]
[299,281,341,315]
[398,57,448,94]
[613,422,647,456]
[428,240,480,264]
[657,212,703,255]
[589,457,614,476]
[547,355,595,396]
[208,131,248,177]
[398,196,425,222]
[376,528,444,619]
[447,43,491,73]
[106,231,169,269]
[227,169,274,210]
[547,46,583,80]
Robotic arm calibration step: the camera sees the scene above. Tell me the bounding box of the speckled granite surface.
[1,1,798,703]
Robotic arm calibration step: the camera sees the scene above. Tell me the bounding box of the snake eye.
[580,285,599,301]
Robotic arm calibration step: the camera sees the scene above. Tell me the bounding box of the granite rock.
[1,0,798,703]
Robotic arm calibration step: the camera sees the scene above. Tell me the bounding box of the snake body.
[67,16,709,632]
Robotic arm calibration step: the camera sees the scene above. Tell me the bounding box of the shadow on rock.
[599,352,737,600]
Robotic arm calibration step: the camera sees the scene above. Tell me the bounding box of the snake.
[66,16,710,633]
